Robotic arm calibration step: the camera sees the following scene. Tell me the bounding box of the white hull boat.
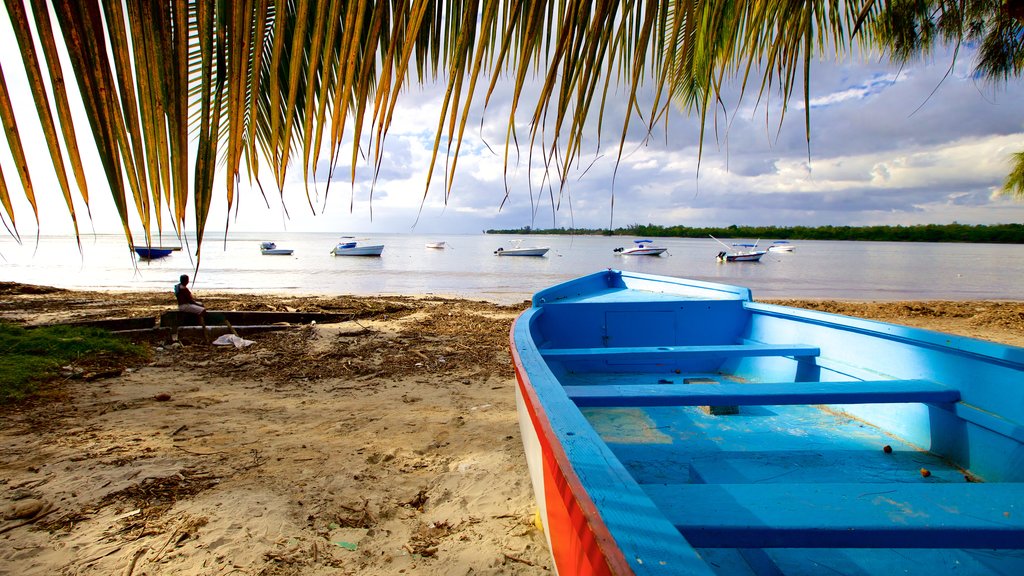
[495,246,549,256]
[614,239,668,256]
[425,242,447,249]
[712,235,767,263]
[718,250,767,262]
[495,240,549,257]
[332,241,384,256]
[768,241,796,252]
[260,241,294,255]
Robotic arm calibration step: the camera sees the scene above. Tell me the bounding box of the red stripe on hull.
[510,320,633,576]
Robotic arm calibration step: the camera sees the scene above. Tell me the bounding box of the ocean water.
[1,232,1021,304]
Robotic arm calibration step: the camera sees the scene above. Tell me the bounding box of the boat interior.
[525,272,1024,574]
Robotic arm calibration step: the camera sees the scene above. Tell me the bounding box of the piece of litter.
[212,334,255,348]
[113,508,142,521]
[334,541,357,551]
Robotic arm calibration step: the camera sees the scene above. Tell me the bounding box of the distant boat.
[511,269,1024,575]
[332,240,384,256]
[711,235,767,262]
[134,247,173,259]
[768,240,796,253]
[425,241,447,249]
[613,239,668,256]
[260,241,294,256]
[495,240,549,257]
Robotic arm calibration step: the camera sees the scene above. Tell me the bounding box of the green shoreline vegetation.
[0,322,148,403]
[485,223,1024,244]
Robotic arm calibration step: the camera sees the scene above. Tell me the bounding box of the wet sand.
[1,283,1022,575]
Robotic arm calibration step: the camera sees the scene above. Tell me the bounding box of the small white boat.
[332,240,384,256]
[613,239,668,256]
[425,241,447,249]
[494,240,549,257]
[712,235,767,262]
[260,241,294,256]
[768,241,796,252]
[718,249,767,262]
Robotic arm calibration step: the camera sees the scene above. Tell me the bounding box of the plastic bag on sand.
[212,334,255,348]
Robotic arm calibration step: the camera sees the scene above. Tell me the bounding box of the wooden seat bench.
[642,482,1024,549]
[540,343,820,362]
[564,379,960,408]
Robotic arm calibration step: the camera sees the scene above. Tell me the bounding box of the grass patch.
[0,321,148,403]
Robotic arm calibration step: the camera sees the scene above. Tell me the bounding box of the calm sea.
[1,232,1022,304]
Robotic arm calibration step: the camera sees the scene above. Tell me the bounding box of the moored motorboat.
[716,247,767,262]
[331,240,384,256]
[511,269,1024,575]
[613,239,668,256]
[712,235,767,262]
[425,241,447,249]
[260,241,294,256]
[767,240,796,252]
[495,240,549,257]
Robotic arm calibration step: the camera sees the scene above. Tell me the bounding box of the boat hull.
[134,247,173,259]
[618,248,666,256]
[261,249,294,255]
[332,244,384,256]
[495,247,549,256]
[719,250,766,262]
[511,270,1024,575]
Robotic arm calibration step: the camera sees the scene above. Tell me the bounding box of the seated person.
[175,274,207,326]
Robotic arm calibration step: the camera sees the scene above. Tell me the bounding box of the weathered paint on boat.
[510,269,1024,575]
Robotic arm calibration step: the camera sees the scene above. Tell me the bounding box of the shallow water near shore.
[2,232,1021,303]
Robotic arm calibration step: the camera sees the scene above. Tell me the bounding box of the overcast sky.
[1,22,1022,237]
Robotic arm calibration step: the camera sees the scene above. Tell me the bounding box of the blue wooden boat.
[510,270,1024,575]
[134,247,173,259]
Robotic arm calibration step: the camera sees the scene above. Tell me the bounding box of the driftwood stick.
[173,445,225,456]
[502,552,537,566]
[123,546,148,576]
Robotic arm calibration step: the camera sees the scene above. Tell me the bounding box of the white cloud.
[804,72,903,108]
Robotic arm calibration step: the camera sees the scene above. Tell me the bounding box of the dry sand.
[1,283,1022,575]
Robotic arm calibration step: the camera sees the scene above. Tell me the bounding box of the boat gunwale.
[512,305,715,575]
[745,301,1024,370]
[532,269,752,306]
[510,312,635,575]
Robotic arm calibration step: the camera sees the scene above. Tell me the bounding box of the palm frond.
[0,0,1020,262]
[1004,151,1024,199]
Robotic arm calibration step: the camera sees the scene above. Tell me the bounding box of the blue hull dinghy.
[511,269,1024,575]
[134,247,173,259]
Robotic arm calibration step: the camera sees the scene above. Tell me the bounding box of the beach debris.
[329,527,369,551]
[0,499,56,535]
[4,498,46,520]
[402,489,429,511]
[212,334,255,348]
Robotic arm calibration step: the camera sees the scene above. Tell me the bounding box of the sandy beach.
[2,283,1023,575]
